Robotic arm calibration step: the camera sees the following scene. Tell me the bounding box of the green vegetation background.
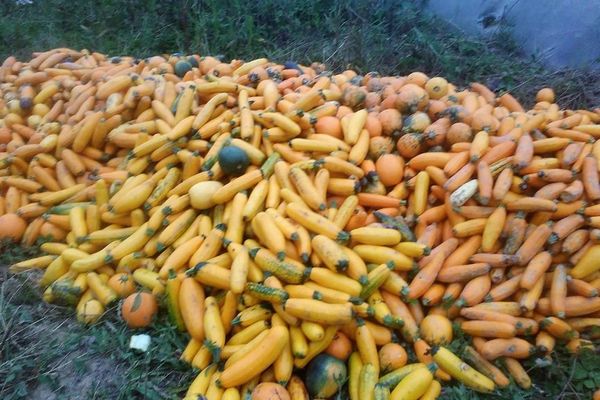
[1,1,599,399]
[1,0,598,108]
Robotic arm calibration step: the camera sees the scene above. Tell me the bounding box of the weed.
[0,238,47,266]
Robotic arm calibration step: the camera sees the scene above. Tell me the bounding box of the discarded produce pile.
[2,48,600,400]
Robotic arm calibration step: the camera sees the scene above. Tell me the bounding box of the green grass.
[1,0,599,108]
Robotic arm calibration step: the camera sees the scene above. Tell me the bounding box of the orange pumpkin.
[199,56,220,75]
[378,109,403,136]
[109,273,137,298]
[251,383,291,400]
[366,77,384,92]
[343,69,358,80]
[325,331,353,361]
[376,154,404,187]
[341,86,367,109]
[381,84,396,98]
[536,88,555,103]
[147,55,166,67]
[378,343,408,373]
[39,222,67,241]
[420,314,453,345]
[447,122,473,144]
[333,74,348,87]
[380,93,398,110]
[0,213,27,241]
[364,92,381,109]
[121,292,158,328]
[315,116,342,138]
[365,113,382,137]
[157,62,173,74]
[396,84,429,113]
[470,108,499,133]
[396,133,423,159]
[406,71,429,87]
[427,100,447,120]
[425,77,449,100]
[369,136,394,159]
[390,77,407,91]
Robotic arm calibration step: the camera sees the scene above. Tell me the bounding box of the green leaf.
[574,368,588,379]
[131,292,143,312]
[583,379,596,389]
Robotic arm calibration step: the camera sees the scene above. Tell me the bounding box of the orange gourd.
[315,116,342,139]
[376,154,404,187]
[121,292,158,328]
[108,273,137,298]
[251,383,291,400]
[0,213,27,241]
[378,343,408,373]
[324,331,353,361]
[378,109,402,136]
[420,314,453,345]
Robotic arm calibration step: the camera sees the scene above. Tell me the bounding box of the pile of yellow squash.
[2,48,600,399]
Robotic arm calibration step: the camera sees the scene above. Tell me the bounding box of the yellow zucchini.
[249,246,306,284]
[218,326,288,388]
[286,202,349,242]
[353,245,414,271]
[309,267,362,297]
[358,363,378,400]
[179,278,205,342]
[226,320,270,346]
[349,352,363,400]
[252,211,286,259]
[390,365,433,400]
[166,271,185,331]
[356,319,380,376]
[86,272,117,305]
[431,346,495,392]
[284,298,352,325]
[351,227,402,246]
[311,234,349,272]
[204,296,226,361]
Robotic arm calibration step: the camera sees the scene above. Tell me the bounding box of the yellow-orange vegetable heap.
[2,48,600,399]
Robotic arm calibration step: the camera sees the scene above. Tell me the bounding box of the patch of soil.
[1,269,126,399]
[30,355,126,400]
